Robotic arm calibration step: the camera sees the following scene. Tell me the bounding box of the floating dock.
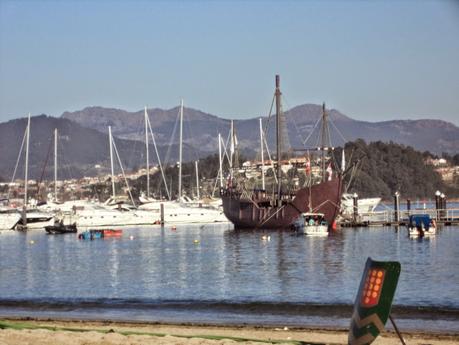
[340,208,459,227]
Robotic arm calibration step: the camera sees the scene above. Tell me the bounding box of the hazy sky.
[1,0,458,125]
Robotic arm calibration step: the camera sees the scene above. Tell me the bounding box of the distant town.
[2,152,458,206]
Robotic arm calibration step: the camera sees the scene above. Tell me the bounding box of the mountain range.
[0,104,458,180]
[62,103,459,155]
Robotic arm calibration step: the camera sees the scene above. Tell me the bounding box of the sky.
[1,0,458,125]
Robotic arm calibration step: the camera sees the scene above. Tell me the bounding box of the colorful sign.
[348,257,401,345]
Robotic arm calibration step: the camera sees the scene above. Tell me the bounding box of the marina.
[1,1,458,344]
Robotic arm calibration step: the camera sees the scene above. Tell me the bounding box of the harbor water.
[0,224,458,332]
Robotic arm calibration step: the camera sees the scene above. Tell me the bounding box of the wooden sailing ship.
[221,75,343,229]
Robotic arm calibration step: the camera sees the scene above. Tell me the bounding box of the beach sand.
[0,319,458,345]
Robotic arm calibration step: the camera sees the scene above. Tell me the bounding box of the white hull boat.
[341,194,381,214]
[42,201,159,228]
[408,226,436,237]
[407,214,437,238]
[139,201,228,224]
[293,213,329,236]
[15,210,55,230]
[0,208,21,230]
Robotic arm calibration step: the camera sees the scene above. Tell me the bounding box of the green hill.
[342,140,456,199]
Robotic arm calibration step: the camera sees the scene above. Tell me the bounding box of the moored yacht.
[15,209,55,230]
[341,193,381,214]
[139,200,228,224]
[41,200,159,228]
[0,207,21,230]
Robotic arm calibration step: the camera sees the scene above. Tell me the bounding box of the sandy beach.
[1,319,458,345]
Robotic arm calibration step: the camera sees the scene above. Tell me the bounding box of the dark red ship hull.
[221,177,342,229]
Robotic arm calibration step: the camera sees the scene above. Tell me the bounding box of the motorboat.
[45,221,77,234]
[15,209,55,230]
[407,214,436,237]
[293,213,329,236]
[139,200,228,224]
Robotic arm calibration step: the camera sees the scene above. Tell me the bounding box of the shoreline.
[1,318,459,345]
[1,299,458,333]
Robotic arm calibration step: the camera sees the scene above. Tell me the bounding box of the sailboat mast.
[259,117,265,190]
[275,75,282,197]
[178,99,183,200]
[54,128,58,200]
[144,107,150,199]
[24,113,31,205]
[320,103,328,182]
[109,126,116,198]
[195,160,200,200]
[23,113,31,225]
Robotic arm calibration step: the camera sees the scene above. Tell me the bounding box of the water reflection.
[0,224,458,309]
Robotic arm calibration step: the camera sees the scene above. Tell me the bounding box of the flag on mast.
[327,163,333,181]
[305,153,311,175]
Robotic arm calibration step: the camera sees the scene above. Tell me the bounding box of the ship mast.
[144,107,150,199]
[275,75,282,198]
[178,99,184,200]
[54,128,58,201]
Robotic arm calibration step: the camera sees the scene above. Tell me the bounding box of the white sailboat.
[13,115,55,230]
[72,126,159,227]
[139,101,228,224]
[39,127,157,228]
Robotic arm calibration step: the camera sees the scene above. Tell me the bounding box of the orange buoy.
[332,220,338,231]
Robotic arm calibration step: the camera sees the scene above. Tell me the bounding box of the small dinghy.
[78,229,123,240]
[45,221,77,234]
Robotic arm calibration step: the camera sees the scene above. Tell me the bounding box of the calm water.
[0,224,458,331]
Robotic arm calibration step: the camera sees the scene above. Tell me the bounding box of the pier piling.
[394,192,400,223]
[353,193,358,223]
[435,191,441,220]
[440,193,446,220]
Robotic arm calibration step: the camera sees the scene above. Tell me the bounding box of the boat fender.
[332,220,338,231]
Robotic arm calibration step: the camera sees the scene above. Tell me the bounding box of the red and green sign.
[348,258,401,345]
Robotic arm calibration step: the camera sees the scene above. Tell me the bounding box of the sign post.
[348,257,403,345]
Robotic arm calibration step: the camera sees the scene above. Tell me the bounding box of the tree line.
[340,139,458,200]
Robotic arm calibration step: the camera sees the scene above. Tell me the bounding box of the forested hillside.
[342,140,456,199]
